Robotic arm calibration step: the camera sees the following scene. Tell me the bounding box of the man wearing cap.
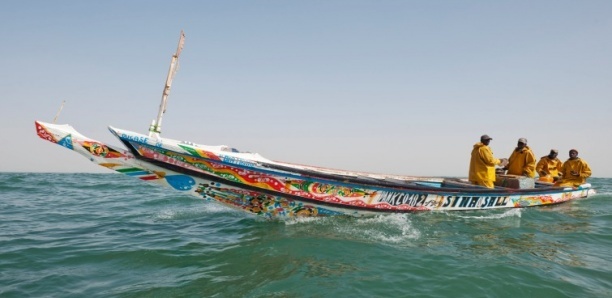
[555,149,592,187]
[469,134,508,188]
[504,138,536,178]
[536,149,563,181]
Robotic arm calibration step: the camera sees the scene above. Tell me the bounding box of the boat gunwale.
[117,137,578,197]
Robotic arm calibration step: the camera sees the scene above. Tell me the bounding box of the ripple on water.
[1,173,611,297]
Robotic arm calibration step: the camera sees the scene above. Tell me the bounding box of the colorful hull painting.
[36,121,596,219]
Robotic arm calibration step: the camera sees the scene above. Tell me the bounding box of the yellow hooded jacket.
[536,156,563,177]
[556,158,592,187]
[506,146,536,178]
[469,142,501,183]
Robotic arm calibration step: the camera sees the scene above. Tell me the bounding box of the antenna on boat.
[149,30,185,138]
[53,100,66,124]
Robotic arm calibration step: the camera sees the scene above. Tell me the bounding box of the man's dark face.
[549,152,558,159]
[569,151,578,159]
[482,139,491,145]
[517,142,526,149]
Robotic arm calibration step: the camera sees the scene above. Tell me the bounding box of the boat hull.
[35,121,595,219]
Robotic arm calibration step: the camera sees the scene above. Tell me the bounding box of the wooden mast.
[149,30,185,138]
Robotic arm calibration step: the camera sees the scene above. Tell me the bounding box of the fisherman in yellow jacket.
[555,149,592,187]
[536,149,563,181]
[504,138,536,178]
[469,134,508,188]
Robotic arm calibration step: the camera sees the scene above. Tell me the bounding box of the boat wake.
[154,203,233,220]
[590,191,611,197]
[354,214,421,243]
[283,213,421,244]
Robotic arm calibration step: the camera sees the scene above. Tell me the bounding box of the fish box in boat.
[495,175,535,189]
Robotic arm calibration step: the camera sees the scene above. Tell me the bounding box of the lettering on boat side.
[378,192,428,207]
[378,191,510,209]
[121,133,149,144]
[442,195,509,208]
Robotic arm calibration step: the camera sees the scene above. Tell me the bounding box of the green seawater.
[1,173,610,297]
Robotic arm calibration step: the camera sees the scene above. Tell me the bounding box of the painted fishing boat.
[35,32,596,219]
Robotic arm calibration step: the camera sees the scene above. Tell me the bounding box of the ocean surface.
[1,173,610,297]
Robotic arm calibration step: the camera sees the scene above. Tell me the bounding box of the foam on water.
[154,203,235,220]
[354,214,421,243]
[283,213,420,244]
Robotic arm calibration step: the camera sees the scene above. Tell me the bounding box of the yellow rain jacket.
[469,142,501,188]
[556,158,592,187]
[536,156,563,178]
[506,146,536,178]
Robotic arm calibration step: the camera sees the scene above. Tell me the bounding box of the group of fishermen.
[468,134,592,189]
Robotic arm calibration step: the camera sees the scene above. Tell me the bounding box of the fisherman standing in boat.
[469,135,508,188]
[555,149,592,187]
[536,149,563,182]
[504,138,536,178]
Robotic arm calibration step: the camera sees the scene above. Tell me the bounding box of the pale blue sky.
[2,1,611,177]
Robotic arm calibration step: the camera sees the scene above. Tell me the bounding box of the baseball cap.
[481,134,492,141]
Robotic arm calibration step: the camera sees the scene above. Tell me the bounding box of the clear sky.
[2,1,611,177]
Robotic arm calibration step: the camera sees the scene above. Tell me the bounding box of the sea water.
[1,173,610,297]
